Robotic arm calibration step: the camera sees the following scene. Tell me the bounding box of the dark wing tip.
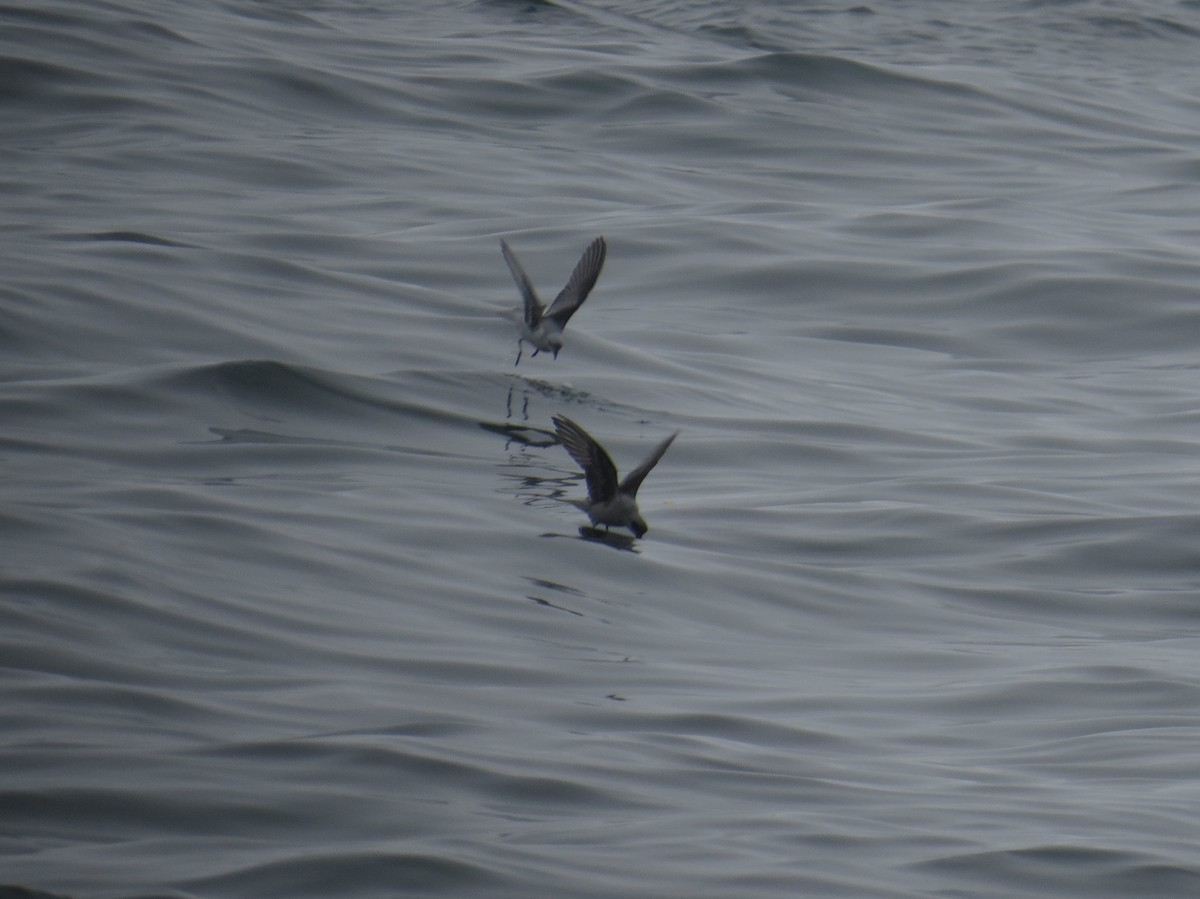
[619,429,679,497]
[552,414,593,453]
[500,239,543,324]
[551,414,590,459]
[546,235,608,323]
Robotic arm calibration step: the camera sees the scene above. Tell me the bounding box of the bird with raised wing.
[501,236,606,365]
[552,414,678,538]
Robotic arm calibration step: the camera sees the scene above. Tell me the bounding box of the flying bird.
[501,236,606,365]
[552,414,678,538]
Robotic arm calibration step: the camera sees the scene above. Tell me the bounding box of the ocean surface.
[4,1,1200,896]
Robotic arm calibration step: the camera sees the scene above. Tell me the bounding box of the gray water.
[4,1,1200,897]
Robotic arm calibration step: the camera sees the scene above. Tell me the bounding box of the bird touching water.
[552,414,678,538]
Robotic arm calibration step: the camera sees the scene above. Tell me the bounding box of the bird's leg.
[514,343,523,366]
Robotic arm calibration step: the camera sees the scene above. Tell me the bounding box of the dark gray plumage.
[553,414,678,538]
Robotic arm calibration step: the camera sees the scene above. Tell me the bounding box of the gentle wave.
[5,0,1200,896]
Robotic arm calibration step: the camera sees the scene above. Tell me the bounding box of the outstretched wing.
[553,414,619,504]
[500,240,544,327]
[619,430,678,498]
[545,236,606,326]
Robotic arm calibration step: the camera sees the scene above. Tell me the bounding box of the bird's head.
[629,516,648,539]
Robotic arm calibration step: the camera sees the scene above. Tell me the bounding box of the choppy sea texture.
[4,0,1200,897]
